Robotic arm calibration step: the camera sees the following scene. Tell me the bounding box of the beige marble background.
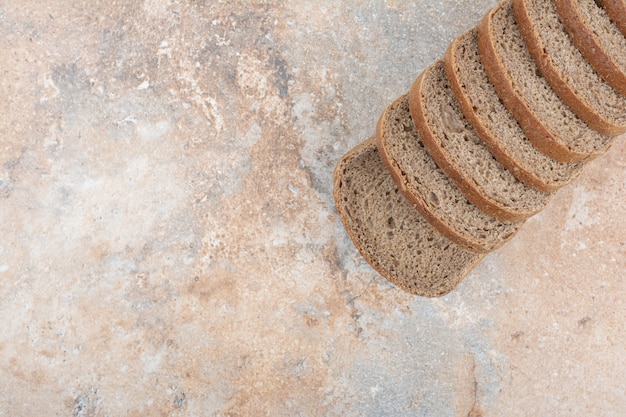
[0,1,624,415]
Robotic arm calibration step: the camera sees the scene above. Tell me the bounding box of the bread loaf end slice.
[554,0,626,96]
[514,0,626,136]
[444,28,585,192]
[409,60,552,222]
[599,0,626,38]
[478,0,612,163]
[333,139,484,297]
[376,94,520,253]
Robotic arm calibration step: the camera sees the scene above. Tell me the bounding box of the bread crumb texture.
[0,1,624,416]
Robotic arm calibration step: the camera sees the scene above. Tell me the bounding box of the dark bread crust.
[554,0,626,96]
[408,69,495,219]
[333,141,396,291]
[374,104,488,254]
[332,139,484,297]
[409,61,550,222]
[375,95,519,253]
[513,0,626,135]
[331,0,624,297]
[444,29,584,192]
[599,0,626,37]
[477,0,608,163]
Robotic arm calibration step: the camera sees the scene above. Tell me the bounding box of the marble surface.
[1,1,624,415]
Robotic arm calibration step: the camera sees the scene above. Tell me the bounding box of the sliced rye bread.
[376,94,520,253]
[514,0,626,136]
[554,0,626,96]
[477,0,613,163]
[333,138,485,297]
[599,0,626,38]
[408,60,553,222]
[444,28,585,192]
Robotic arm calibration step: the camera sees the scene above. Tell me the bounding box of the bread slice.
[409,60,552,222]
[444,28,585,192]
[599,0,626,38]
[477,0,613,163]
[554,0,626,96]
[333,139,484,297]
[514,0,626,136]
[376,94,520,253]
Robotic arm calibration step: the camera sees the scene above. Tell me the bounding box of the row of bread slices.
[333,0,626,297]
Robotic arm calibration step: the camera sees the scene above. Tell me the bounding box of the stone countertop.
[1,1,624,415]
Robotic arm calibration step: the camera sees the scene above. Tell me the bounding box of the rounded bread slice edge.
[375,95,508,254]
[477,0,594,163]
[444,29,574,192]
[409,61,547,222]
[513,0,626,135]
[599,0,626,38]
[332,138,485,297]
[554,0,626,96]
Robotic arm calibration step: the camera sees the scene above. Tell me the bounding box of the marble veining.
[0,1,624,415]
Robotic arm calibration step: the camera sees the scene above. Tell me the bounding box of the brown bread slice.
[409,60,553,222]
[599,0,626,38]
[554,0,626,96]
[444,28,585,192]
[376,94,520,253]
[514,0,626,136]
[333,138,485,297]
[477,0,612,163]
